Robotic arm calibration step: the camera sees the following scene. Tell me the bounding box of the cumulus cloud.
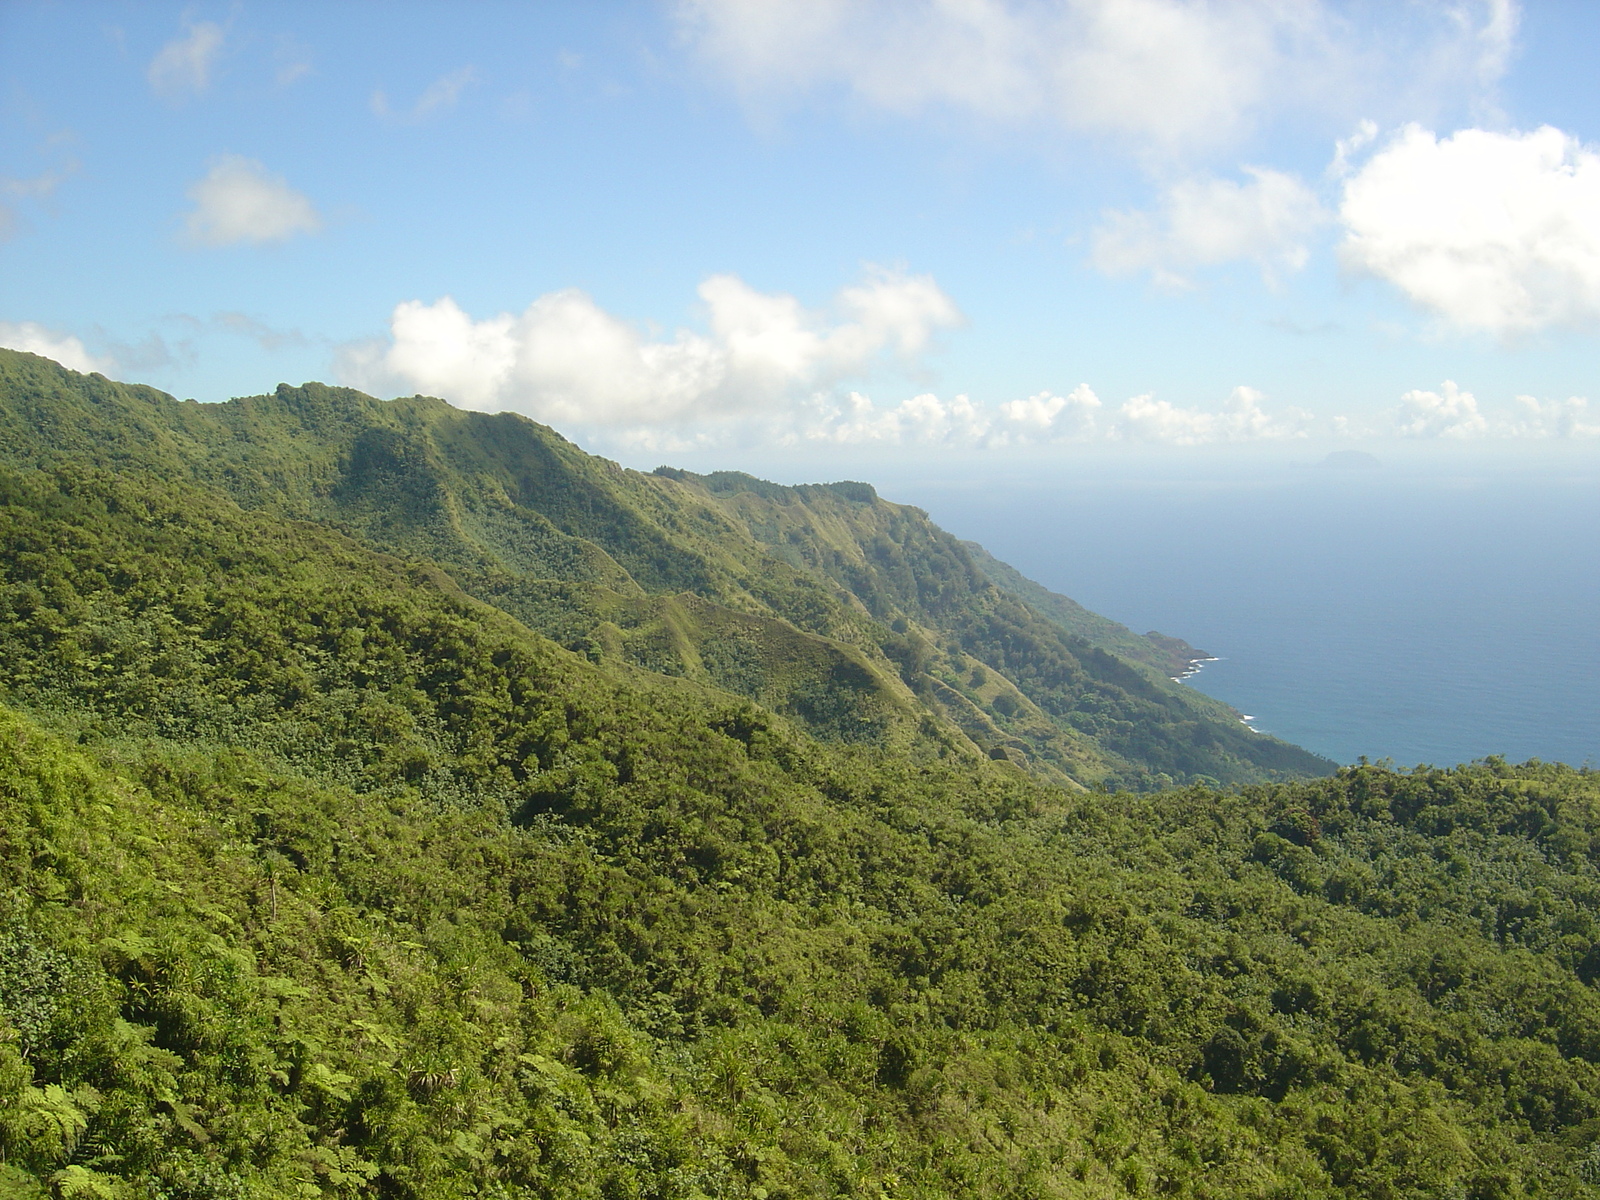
[183,156,322,247]
[1508,395,1600,439]
[997,384,1103,438]
[812,381,1600,447]
[810,391,994,446]
[1383,384,1600,439]
[1093,167,1328,287]
[344,260,1326,448]
[371,67,479,121]
[800,381,1600,448]
[148,20,225,99]
[676,0,1517,156]
[1395,380,1488,438]
[341,268,962,427]
[1340,124,1600,335]
[809,383,1310,447]
[1114,385,1311,443]
[812,383,1106,447]
[0,321,107,374]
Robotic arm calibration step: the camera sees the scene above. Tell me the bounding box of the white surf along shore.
[1172,654,1264,733]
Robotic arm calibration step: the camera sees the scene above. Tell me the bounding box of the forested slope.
[957,541,1207,679]
[0,350,1328,790]
[1,467,1599,1195]
[5,356,1599,1198]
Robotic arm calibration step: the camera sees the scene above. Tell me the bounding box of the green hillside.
[4,353,1599,1198]
[0,349,1328,791]
[958,541,1208,679]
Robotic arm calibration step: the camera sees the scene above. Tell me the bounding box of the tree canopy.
[1,352,1595,1198]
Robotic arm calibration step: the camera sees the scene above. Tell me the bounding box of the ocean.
[880,448,1600,770]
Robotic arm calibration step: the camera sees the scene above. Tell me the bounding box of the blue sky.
[2,0,1598,471]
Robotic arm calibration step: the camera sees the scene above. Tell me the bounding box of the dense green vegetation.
[958,543,1208,680]
[3,352,1600,1197]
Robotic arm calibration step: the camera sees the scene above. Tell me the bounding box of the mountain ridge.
[0,349,1330,790]
[3,350,1600,1197]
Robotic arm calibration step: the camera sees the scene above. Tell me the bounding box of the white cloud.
[3,168,69,203]
[997,384,1102,437]
[1340,124,1600,335]
[342,268,962,426]
[811,390,993,446]
[1342,382,1600,440]
[807,383,1309,447]
[1471,0,1521,90]
[148,21,224,99]
[214,312,309,352]
[183,156,322,247]
[1395,380,1488,438]
[275,38,313,88]
[1329,118,1378,178]
[1093,167,1327,287]
[679,0,1286,151]
[1508,395,1600,439]
[415,66,478,116]
[339,261,1597,451]
[782,380,1600,449]
[0,321,107,374]
[1115,393,1219,443]
[371,67,479,121]
[0,164,75,242]
[1114,385,1311,444]
[676,0,1518,156]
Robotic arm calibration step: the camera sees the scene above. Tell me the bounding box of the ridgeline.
[1,349,1597,1199]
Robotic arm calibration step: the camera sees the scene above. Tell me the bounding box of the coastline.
[1170,654,1220,684]
[1173,654,1265,734]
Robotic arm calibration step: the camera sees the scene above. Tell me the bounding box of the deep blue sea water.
[878,450,1600,770]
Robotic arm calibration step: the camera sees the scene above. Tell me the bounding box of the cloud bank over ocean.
[337,267,962,428]
[314,269,1599,451]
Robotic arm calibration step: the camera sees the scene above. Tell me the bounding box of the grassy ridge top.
[0,350,1330,789]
